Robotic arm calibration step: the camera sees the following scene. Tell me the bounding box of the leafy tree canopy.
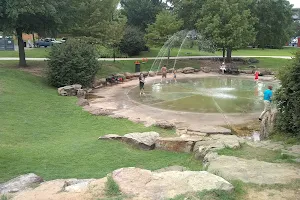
[196,0,257,62]
[252,0,293,48]
[145,10,183,47]
[120,0,165,31]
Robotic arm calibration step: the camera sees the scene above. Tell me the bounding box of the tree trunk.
[226,48,232,63]
[16,28,27,67]
[32,33,35,47]
[113,47,116,63]
[222,47,225,62]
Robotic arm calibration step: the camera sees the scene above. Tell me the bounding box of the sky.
[289,0,300,8]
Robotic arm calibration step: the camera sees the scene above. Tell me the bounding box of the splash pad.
[128,77,278,114]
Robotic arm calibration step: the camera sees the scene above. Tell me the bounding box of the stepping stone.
[188,124,231,135]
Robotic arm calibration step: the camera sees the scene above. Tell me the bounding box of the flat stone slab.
[112,167,233,200]
[187,125,231,135]
[206,155,300,184]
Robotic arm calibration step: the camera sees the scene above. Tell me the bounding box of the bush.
[119,26,146,56]
[47,39,100,87]
[275,51,300,136]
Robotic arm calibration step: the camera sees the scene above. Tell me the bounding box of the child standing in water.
[173,70,177,82]
[139,73,145,96]
[255,71,259,82]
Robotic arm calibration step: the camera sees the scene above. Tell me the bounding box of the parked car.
[34,38,61,47]
[61,38,67,43]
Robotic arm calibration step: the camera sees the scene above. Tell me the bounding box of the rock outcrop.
[112,167,234,200]
[58,84,82,96]
[154,120,175,129]
[122,132,160,150]
[0,173,43,194]
[2,168,235,200]
[99,132,160,150]
[260,110,277,140]
[182,67,195,74]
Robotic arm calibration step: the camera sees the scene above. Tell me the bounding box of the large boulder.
[176,68,183,73]
[201,67,211,73]
[259,69,273,76]
[155,137,201,153]
[58,85,81,96]
[122,132,160,150]
[112,168,234,199]
[248,58,260,64]
[260,110,277,140]
[205,155,300,185]
[99,132,160,150]
[154,120,175,129]
[240,69,254,74]
[193,134,242,159]
[124,72,133,79]
[148,71,156,77]
[182,67,195,74]
[0,173,43,194]
[98,134,123,140]
[10,178,107,200]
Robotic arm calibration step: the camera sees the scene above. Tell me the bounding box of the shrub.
[47,39,100,87]
[119,26,146,56]
[275,51,300,136]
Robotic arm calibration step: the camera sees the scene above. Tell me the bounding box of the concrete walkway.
[0,55,293,61]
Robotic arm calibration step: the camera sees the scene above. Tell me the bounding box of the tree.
[71,0,127,60]
[0,0,70,67]
[252,0,293,48]
[47,39,100,87]
[120,26,146,56]
[145,11,183,47]
[275,51,300,136]
[196,0,257,62]
[169,0,204,29]
[120,0,165,31]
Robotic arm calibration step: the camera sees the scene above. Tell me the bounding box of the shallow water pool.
[128,77,278,113]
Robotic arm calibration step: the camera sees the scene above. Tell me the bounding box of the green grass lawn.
[239,57,291,71]
[0,48,49,58]
[139,47,298,58]
[0,46,298,58]
[0,65,203,183]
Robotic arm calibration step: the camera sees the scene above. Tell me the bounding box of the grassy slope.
[0,66,202,183]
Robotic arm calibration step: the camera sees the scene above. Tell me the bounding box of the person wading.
[161,65,167,83]
[259,85,273,121]
[139,72,145,96]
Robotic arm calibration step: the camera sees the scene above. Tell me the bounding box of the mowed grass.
[139,47,298,58]
[0,66,203,183]
[0,46,298,58]
[0,48,49,58]
[239,57,291,71]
